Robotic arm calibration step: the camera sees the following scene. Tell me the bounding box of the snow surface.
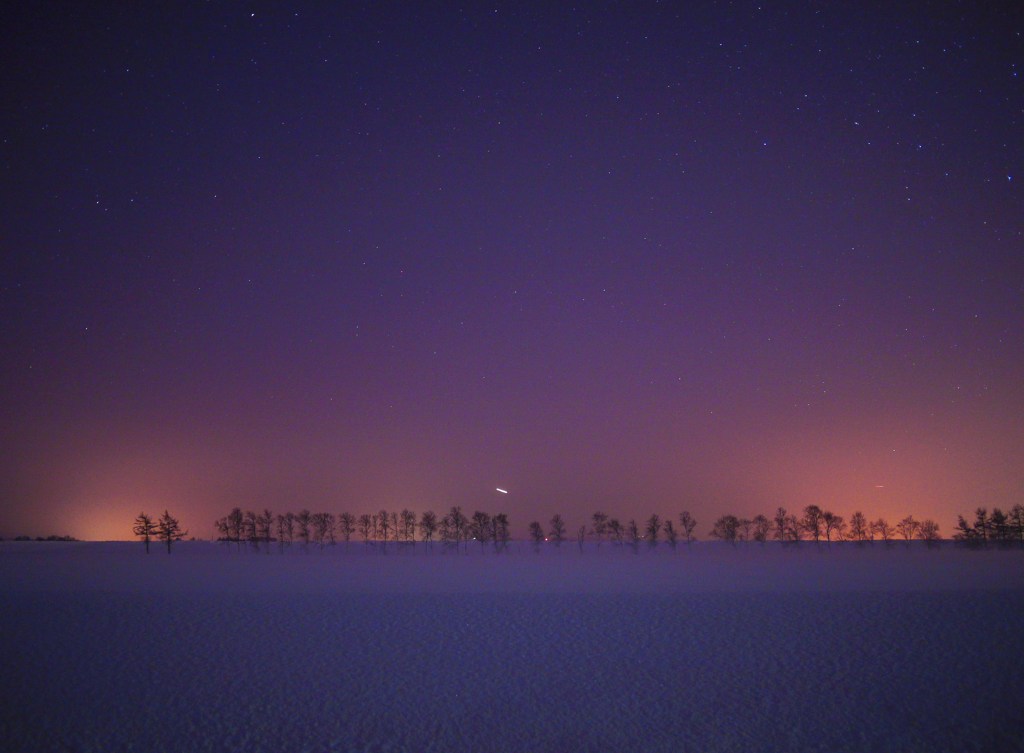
[2,541,1023,752]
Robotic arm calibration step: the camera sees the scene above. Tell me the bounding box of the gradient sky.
[2,2,1021,540]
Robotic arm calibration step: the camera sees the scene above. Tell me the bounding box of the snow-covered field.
[2,541,1023,752]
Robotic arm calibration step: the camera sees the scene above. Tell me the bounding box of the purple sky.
[2,3,1021,540]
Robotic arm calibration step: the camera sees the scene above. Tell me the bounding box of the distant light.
[496,488,508,494]
[875,485,885,488]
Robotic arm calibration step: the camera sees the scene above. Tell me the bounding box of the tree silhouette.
[227,507,244,550]
[378,510,391,547]
[848,511,869,543]
[156,510,187,554]
[400,509,417,544]
[337,512,356,547]
[871,517,894,544]
[295,510,312,548]
[918,519,941,546]
[626,519,641,552]
[896,515,919,544]
[418,510,438,547]
[773,507,788,543]
[973,508,989,543]
[1009,505,1024,545]
[257,509,274,550]
[752,514,771,543]
[577,525,587,552]
[491,513,511,551]
[470,511,491,551]
[679,511,697,544]
[607,518,624,546]
[275,512,294,550]
[358,514,373,544]
[822,511,845,544]
[133,512,156,554]
[645,514,661,548]
[801,505,824,542]
[785,513,803,542]
[243,510,259,549]
[592,512,608,548]
[448,507,468,551]
[528,521,544,552]
[312,512,333,549]
[990,508,1010,544]
[710,514,740,544]
[549,514,566,547]
[663,519,677,549]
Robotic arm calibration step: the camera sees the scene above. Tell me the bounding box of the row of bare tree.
[132,511,188,554]
[211,506,512,552]
[953,505,1024,547]
[135,504,1024,554]
[705,506,941,545]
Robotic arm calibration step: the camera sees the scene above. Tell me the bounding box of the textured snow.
[2,541,1023,752]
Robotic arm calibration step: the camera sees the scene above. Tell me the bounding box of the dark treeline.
[132,511,188,554]
[131,504,1023,553]
[705,506,942,547]
[953,505,1024,547]
[5,534,79,542]
[211,506,512,553]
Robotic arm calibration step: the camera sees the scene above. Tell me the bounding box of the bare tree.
[871,517,894,544]
[470,511,492,551]
[577,525,587,552]
[549,514,566,547]
[448,507,468,551]
[295,510,312,548]
[679,511,697,544]
[400,509,417,544]
[752,514,771,543]
[848,511,869,543]
[822,511,845,544]
[801,505,824,542]
[918,519,941,547]
[378,510,391,547]
[243,510,259,550]
[418,510,438,548]
[389,511,400,544]
[785,513,803,543]
[312,512,333,549]
[528,521,544,552]
[592,512,608,548]
[275,512,294,551]
[491,513,511,551]
[133,512,156,554]
[710,514,740,544]
[227,507,244,550]
[896,515,919,544]
[358,513,373,544]
[626,519,641,552]
[773,507,788,544]
[738,518,753,542]
[645,514,661,548]
[663,519,677,549]
[156,510,187,554]
[337,512,356,547]
[257,509,274,551]
[608,518,624,546]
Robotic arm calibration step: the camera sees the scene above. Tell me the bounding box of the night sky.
[2,2,1021,540]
